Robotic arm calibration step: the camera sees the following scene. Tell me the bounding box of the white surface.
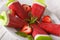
[45,0,60,19]
[51,35,60,40]
[0,26,6,39]
[0,0,60,40]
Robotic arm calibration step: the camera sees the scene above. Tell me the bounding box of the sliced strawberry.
[21,25,32,34]
[42,15,52,23]
[22,4,31,13]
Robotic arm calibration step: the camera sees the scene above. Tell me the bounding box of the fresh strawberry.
[38,22,60,36]
[7,14,28,29]
[42,15,52,23]
[30,23,47,37]
[21,25,32,34]
[32,3,45,20]
[22,4,31,13]
[8,1,29,20]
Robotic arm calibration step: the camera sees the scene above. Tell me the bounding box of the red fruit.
[42,15,52,23]
[7,14,28,29]
[30,23,47,37]
[22,4,31,13]
[32,3,45,20]
[38,22,60,36]
[9,2,29,20]
[21,25,32,34]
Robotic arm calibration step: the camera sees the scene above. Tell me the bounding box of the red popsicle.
[7,14,28,29]
[8,1,29,20]
[32,3,46,20]
[38,22,60,36]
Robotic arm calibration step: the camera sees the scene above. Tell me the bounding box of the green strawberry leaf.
[16,32,34,40]
[27,35,34,40]
[16,32,28,37]
[30,17,37,24]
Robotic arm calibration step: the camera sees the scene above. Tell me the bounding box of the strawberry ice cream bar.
[38,22,60,36]
[7,0,29,20]
[30,24,52,40]
[32,0,47,20]
[7,14,28,29]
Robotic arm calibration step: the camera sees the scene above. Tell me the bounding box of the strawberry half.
[22,4,31,13]
[21,25,32,34]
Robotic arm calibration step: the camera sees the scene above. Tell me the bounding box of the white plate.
[0,0,60,40]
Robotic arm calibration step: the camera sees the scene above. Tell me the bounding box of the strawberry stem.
[29,17,38,24]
